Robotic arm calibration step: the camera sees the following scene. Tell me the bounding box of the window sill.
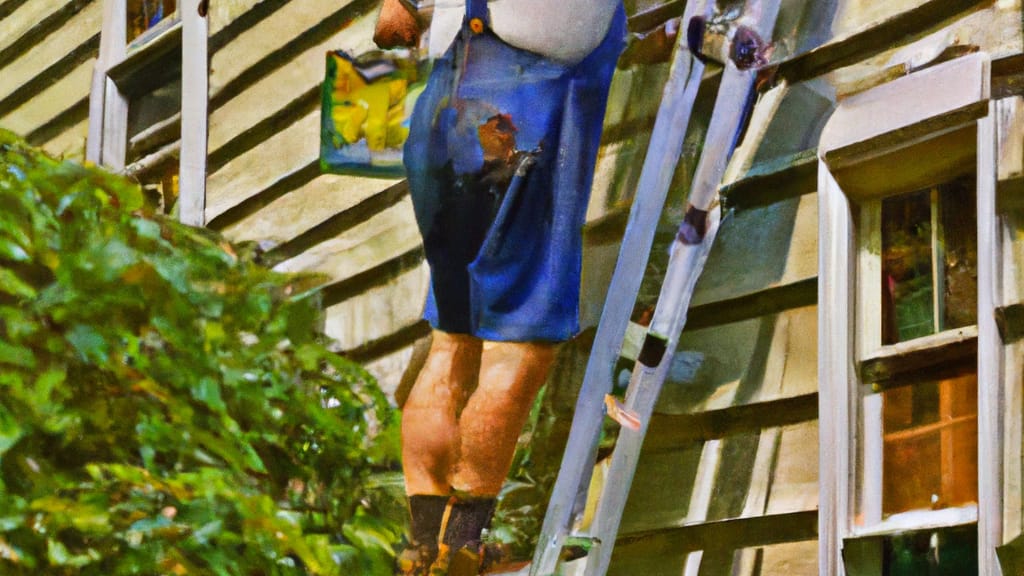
[849,504,978,540]
[859,325,977,389]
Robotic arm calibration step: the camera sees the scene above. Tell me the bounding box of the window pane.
[882,373,978,516]
[940,176,977,330]
[885,524,978,576]
[882,189,934,344]
[881,177,978,344]
[128,0,177,43]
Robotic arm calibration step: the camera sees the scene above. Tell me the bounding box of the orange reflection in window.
[882,373,978,516]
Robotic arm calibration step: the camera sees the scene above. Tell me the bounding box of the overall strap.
[465,0,489,25]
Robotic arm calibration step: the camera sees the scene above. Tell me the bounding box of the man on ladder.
[374,1,625,574]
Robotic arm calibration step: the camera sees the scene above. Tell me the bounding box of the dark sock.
[441,496,497,552]
[409,495,449,550]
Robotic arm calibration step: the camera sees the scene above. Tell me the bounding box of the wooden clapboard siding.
[0,0,98,156]
[221,176,405,248]
[361,344,421,398]
[0,0,95,69]
[0,59,95,136]
[272,199,420,281]
[41,117,90,160]
[0,0,77,59]
[206,109,321,221]
[208,0,378,154]
[607,511,818,576]
[689,194,818,308]
[776,0,995,84]
[0,1,101,104]
[323,262,428,352]
[208,0,284,38]
[620,419,819,534]
[343,319,430,367]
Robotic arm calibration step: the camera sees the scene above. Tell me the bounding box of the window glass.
[884,524,978,576]
[939,178,978,330]
[128,0,177,43]
[882,189,934,343]
[126,74,181,215]
[882,372,978,516]
[881,177,977,344]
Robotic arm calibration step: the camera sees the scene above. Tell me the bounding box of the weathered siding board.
[26,96,90,147]
[0,0,101,104]
[205,109,320,221]
[655,304,817,412]
[747,540,819,576]
[42,117,89,161]
[0,0,76,59]
[776,0,994,84]
[207,1,378,153]
[764,420,819,516]
[323,263,429,352]
[823,2,1022,98]
[0,59,95,136]
[222,175,404,247]
[688,195,816,308]
[208,0,280,37]
[272,199,420,280]
[607,511,818,576]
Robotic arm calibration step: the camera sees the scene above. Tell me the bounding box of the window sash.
[87,0,207,225]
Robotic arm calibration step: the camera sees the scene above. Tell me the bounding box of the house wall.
[1,0,1022,573]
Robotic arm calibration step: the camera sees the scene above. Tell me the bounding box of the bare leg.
[402,331,482,496]
[452,341,557,496]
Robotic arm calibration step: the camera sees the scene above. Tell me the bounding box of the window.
[853,176,980,537]
[817,52,1009,576]
[87,0,206,225]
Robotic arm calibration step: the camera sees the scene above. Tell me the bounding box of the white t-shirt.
[427,0,620,64]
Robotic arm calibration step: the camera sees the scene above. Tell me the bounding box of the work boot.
[396,495,449,575]
[429,496,496,576]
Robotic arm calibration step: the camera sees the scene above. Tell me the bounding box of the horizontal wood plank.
[0,0,101,104]
[0,0,93,69]
[1,58,94,136]
[721,149,818,210]
[271,198,421,282]
[323,260,428,350]
[775,0,993,84]
[642,393,819,452]
[615,510,818,551]
[859,325,978,386]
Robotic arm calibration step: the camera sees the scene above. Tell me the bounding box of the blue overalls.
[404,0,626,342]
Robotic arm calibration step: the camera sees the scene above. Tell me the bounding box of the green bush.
[0,130,402,575]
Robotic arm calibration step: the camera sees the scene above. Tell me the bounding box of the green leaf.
[0,407,23,458]
[65,324,108,363]
[0,341,34,369]
[0,268,37,299]
[0,238,29,262]
[192,378,226,412]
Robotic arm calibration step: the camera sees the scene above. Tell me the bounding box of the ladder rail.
[530,2,709,573]
[583,206,722,576]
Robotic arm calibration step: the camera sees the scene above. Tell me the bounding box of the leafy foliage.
[0,130,401,575]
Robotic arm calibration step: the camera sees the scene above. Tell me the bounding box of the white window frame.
[817,52,1010,576]
[86,0,208,226]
